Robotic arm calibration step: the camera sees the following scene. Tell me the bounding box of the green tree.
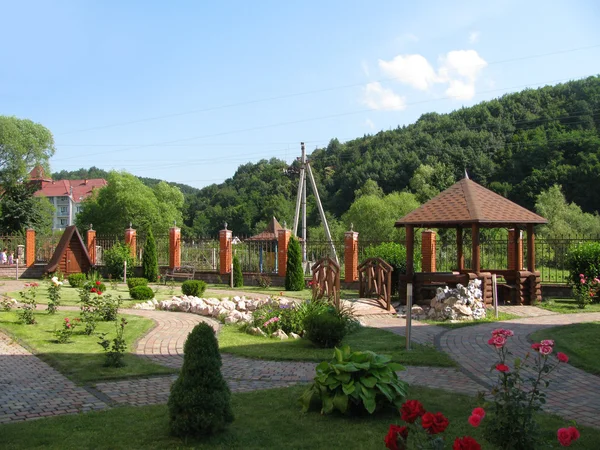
[0,116,55,185]
[232,254,243,287]
[76,171,184,235]
[409,162,456,203]
[141,229,159,282]
[168,323,233,437]
[285,236,304,291]
[104,242,135,279]
[0,183,54,234]
[342,192,420,242]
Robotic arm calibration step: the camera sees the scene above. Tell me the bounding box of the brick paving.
[0,331,107,424]
[439,312,600,429]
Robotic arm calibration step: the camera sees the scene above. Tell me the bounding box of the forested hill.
[183,76,600,236]
[52,167,200,195]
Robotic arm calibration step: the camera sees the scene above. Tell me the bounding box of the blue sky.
[2,0,599,188]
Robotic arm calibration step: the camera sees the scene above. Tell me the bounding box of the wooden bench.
[163,266,195,283]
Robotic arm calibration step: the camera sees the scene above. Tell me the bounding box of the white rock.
[205,298,220,306]
[232,296,241,303]
[411,305,424,315]
[152,298,159,306]
[246,301,257,311]
[237,301,246,311]
[248,327,266,337]
[221,300,236,311]
[272,329,289,340]
[290,332,301,339]
[224,315,240,324]
[455,304,473,316]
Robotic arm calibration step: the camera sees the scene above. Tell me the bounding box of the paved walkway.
[1,280,599,429]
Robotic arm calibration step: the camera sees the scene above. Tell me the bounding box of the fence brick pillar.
[25,228,35,267]
[508,229,523,271]
[87,227,97,265]
[219,224,232,275]
[421,230,436,273]
[277,228,292,277]
[124,225,136,259]
[344,229,359,282]
[169,226,181,269]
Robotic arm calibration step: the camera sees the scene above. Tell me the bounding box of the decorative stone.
[221,300,236,311]
[248,327,266,337]
[237,301,246,311]
[411,305,424,315]
[455,304,472,316]
[205,298,221,306]
[272,329,289,340]
[290,332,301,339]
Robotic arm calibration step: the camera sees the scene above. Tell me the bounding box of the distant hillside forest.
[58,76,600,238]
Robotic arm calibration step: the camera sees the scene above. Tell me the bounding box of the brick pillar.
[508,229,523,270]
[344,229,359,282]
[87,227,97,265]
[25,228,35,268]
[219,224,232,275]
[421,230,436,273]
[169,226,181,269]
[277,228,292,277]
[124,225,136,259]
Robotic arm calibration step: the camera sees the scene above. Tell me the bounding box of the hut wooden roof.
[246,217,284,241]
[395,178,548,228]
[45,225,92,273]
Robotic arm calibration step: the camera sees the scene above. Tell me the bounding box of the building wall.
[49,195,83,231]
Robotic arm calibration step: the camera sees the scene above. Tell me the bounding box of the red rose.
[496,363,510,373]
[96,281,101,286]
[531,343,541,351]
[557,352,569,363]
[384,424,408,450]
[568,427,580,441]
[468,414,482,427]
[557,427,572,446]
[400,400,425,423]
[471,407,485,418]
[90,287,97,293]
[421,412,449,434]
[453,436,481,450]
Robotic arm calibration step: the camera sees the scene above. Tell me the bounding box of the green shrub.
[566,242,600,286]
[278,306,303,335]
[96,294,121,321]
[361,242,407,294]
[300,345,407,415]
[142,229,159,282]
[168,323,234,437]
[304,310,348,348]
[252,301,280,330]
[104,242,135,279]
[130,285,154,300]
[182,280,207,297]
[68,273,86,288]
[233,255,243,287]
[127,277,148,290]
[285,236,304,291]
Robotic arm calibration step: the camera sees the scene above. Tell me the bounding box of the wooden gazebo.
[45,225,93,275]
[395,178,548,305]
[246,217,283,273]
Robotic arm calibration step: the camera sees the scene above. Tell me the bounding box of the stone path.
[1,280,599,429]
[0,332,106,423]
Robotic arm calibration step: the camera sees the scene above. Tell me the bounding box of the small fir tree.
[233,254,243,287]
[285,236,304,291]
[142,229,159,282]
[168,323,234,437]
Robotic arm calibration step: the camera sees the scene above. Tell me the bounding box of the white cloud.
[445,80,476,100]
[439,50,487,82]
[378,54,438,90]
[365,118,376,130]
[406,33,419,43]
[468,31,480,44]
[363,82,406,111]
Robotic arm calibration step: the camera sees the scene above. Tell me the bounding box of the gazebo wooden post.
[527,223,536,272]
[471,224,480,273]
[406,226,414,277]
[456,227,464,271]
[512,225,521,271]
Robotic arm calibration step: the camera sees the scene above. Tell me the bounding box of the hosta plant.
[300,345,407,415]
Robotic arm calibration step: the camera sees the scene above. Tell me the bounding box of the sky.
[2,0,600,189]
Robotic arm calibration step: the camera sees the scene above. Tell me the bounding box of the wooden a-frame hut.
[45,225,92,275]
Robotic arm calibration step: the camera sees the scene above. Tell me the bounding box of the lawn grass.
[5,283,175,308]
[205,283,360,301]
[539,297,600,314]
[218,325,456,367]
[420,311,521,329]
[0,310,174,383]
[530,322,600,375]
[1,384,597,449]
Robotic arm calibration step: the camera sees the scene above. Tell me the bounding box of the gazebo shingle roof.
[395,178,547,227]
[246,217,284,241]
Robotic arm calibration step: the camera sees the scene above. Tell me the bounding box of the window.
[60,206,68,215]
[59,219,67,226]
[76,206,83,213]
[60,196,68,202]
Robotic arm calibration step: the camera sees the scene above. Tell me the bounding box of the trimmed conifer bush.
[233,255,243,287]
[168,323,234,437]
[126,277,148,290]
[129,285,154,300]
[285,236,304,291]
[142,229,159,282]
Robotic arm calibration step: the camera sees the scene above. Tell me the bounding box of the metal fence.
[95,234,121,265]
[181,238,219,271]
[35,233,61,263]
[0,234,26,264]
[235,238,278,273]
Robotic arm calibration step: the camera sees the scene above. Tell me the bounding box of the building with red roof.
[30,167,107,231]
